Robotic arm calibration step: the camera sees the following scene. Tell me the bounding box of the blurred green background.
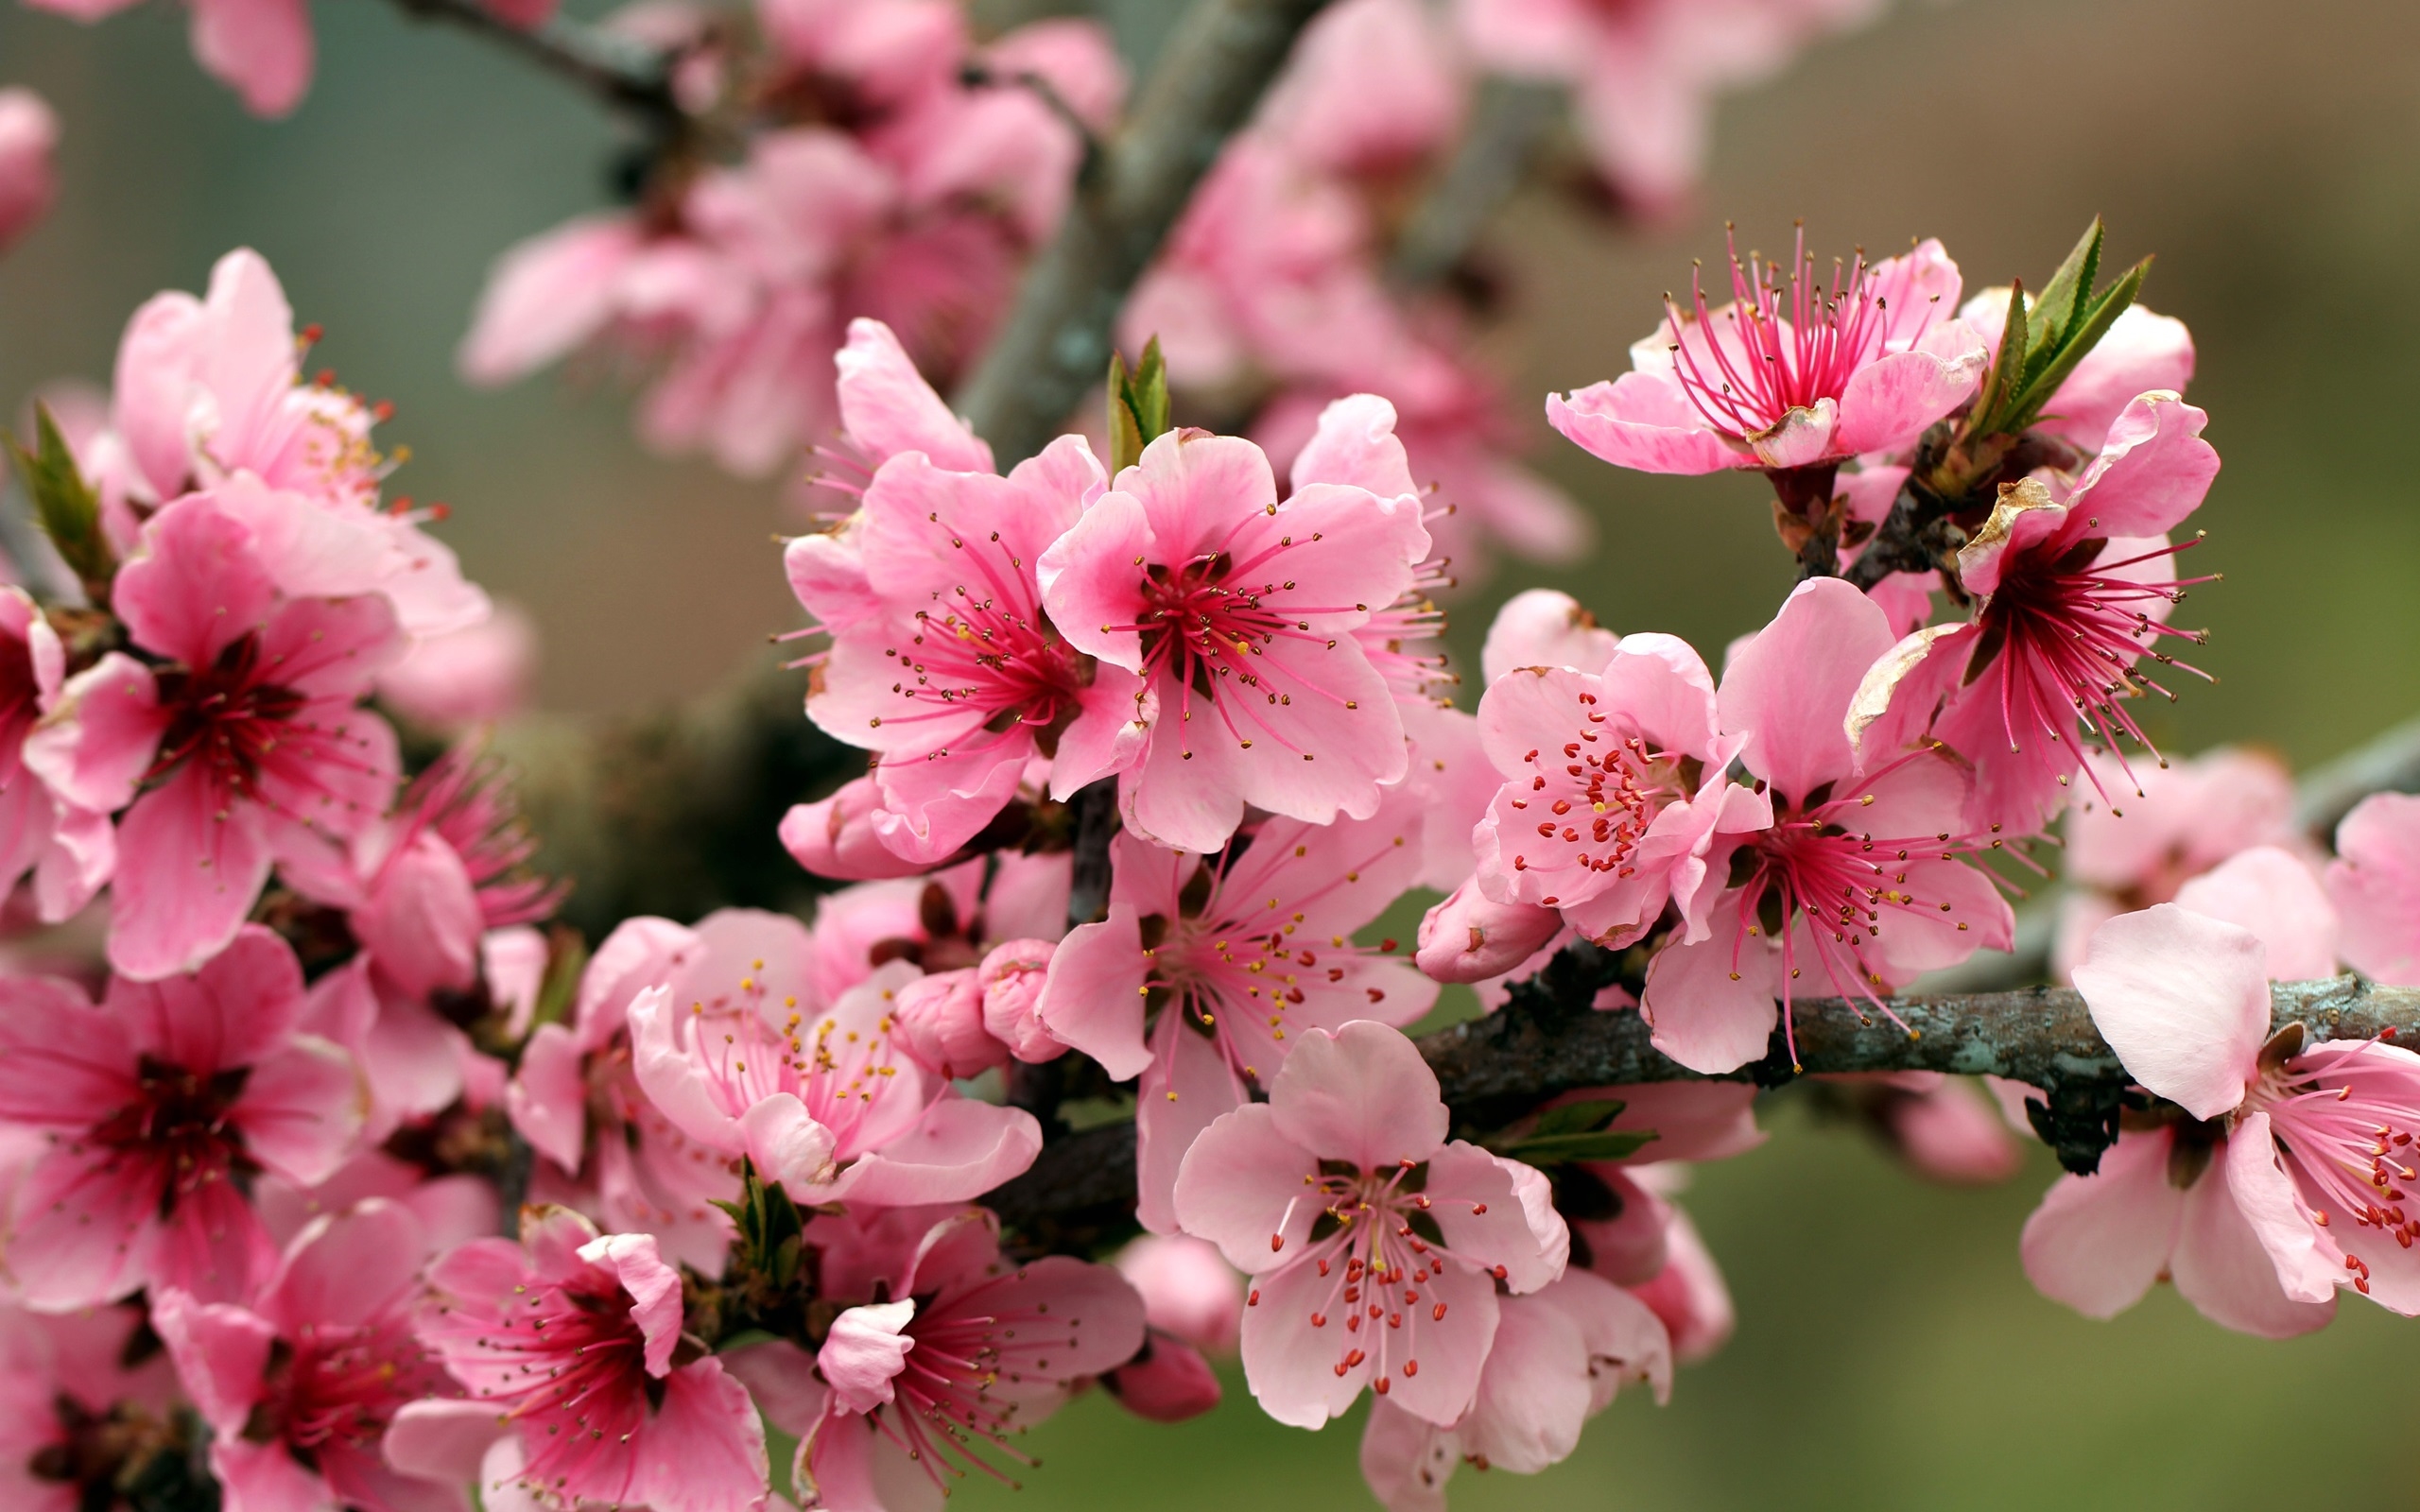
[4,0,2418,1505]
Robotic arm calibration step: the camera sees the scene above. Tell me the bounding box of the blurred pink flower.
[2329,793,2420,987]
[0,88,59,255]
[376,602,537,731]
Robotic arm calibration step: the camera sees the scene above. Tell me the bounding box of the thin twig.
[386,0,684,129]
[1388,77,1561,288]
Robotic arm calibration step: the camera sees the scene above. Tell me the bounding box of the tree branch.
[953,0,1337,464]
[385,0,684,129]
[1387,77,1561,288]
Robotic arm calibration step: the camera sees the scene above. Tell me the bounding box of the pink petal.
[833,318,993,472]
[188,0,314,115]
[458,215,644,385]
[1134,1015,1246,1235]
[1414,880,1562,984]
[1288,393,1419,500]
[2217,1113,2341,1306]
[1478,588,1617,683]
[579,1230,685,1377]
[1035,490,1154,672]
[505,1022,588,1173]
[235,1036,368,1188]
[778,776,933,882]
[1359,1398,1458,1512]
[2063,391,2219,541]
[1424,1143,1568,1293]
[383,1398,517,1485]
[209,1437,337,1512]
[1545,374,1741,475]
[109,920,304,1069]
[2327,792,2420,986]
[818,1299,917,1414]
[1033,904,1151,1079]
[818,1095,1041,1207]
[0,974,134,1127]
[22,652,165,816]
[1171,1104,1320,1274]
[2173,846,2340,982]
[148,1288,274,1436]
[116,494,276,667]
[625,1360,771,1512]
[1638,919,1780,1075]
[354,833,483,999]
[1266,1021,1447,1172]
[1717,577,1894,803]
[2018,1125,2183,1319]
[2168,1125,2337,1337]
[1830,339,1985,458]
[2070,903,2268,1120]
[739,1092,840,1195]
[2033,302,2196,452]
[264,1198,425,1334]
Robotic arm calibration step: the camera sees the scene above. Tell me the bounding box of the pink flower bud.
[376,604,538,731]
[977,938,1067,1063]
[0,89,59,256]
[1103,1330,1222,1423]
[354,832,483,1001]
[891,968,1008,1081]
[779,776,928,882]
[1414,879,1562,983]
[1113,1234,1242,1353]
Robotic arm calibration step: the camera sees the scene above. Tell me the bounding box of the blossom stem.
[382,0,684,130]
[1387,77,1562,288]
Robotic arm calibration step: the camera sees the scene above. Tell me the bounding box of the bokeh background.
[4,0,2418,1505]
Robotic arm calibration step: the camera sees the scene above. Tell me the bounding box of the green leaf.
[527,928,589,1031]
[1106,335,1171,474]
[1971,276,2029,436]
[1527,1098,1626,1140]
[5,403,114,606]
[2025,218,2104,369]
[1504,1128,1660,1165]
[2007,256,2150,430]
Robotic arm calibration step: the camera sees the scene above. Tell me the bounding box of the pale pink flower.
[1173,1021,1570,1429]
[0,89,59,255]
[376,602,538,731]
[1454,0,1880,210]
[1257,0,1468,180]
[1547,233,1985,484]
[2066,746,2296,902]
[2027,903,2420,1335]
[26,491,403,979]
[1038,410,1430,852]
[1829,1073,2023,1185]
[1037,797,1436,1232]
[1413,878,1562,985]
[1960,286,2196,455]
[150,1199,465,1512]
[25,0,312,116]
[1639,578,2014,1073]
[1359,1268,1668,1511]
[779,774,933,882]
[895,935,1069,1078]
[1478,589,1619,683]
[0,587,112,924]
[410,1207,769,1512]
[2327,793,2420,987]
[1114,1232,1246,1354]
[2170,846,2340,982]
[798,1205,1146,1507]
[0,925,363,1310]
[800,853,1066,1003]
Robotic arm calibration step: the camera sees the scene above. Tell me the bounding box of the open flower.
[1038,406,1431,853]
[407,1207,768,1512]
[150,1199,464,1512]
[0,925,362,1310]
[1037,795,1435,1231]
[1172,1021,1569,1430]
[2024,903,2420,1336]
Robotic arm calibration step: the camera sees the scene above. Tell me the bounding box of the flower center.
[269,1313,446,1455]
[870,1275,1092,1494]
[2246,1048,2420,1295]
[1498,695,1691,905]
[87,1055,252,1208]
[147,632,309,795]
[1665,226,1910,442]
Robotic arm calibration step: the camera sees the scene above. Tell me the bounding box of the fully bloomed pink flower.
[0,925,363,1310]
[2025,904,2420,1336]
[1174,1022,1569,1428]
[799,1205,1147,1507]
[408,1207,768,1512]
[1454,0,1879,210]
[1039,410,1431,852]
[1038,796,1436,1231]
[1358,1268,1668,1511]
[2327,793,2420,987]
[1639,578,2014,1073]
[1547,232,1985,485]
[26,491,403,978]
[1861,392,2222,834]
[150,1199,466,1512]
[0,88,59,255]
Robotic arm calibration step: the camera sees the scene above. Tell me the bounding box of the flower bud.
[779,777,928,882]
[977,938,1067,1063]
[1882,1077,2021,1186]
[1479,587,1618,683]
[1113,1233,1242,1352]
[0,90,59,256]
[1414,879,1562,983]
[1102,1330,1221,1423]
[891,968,1008,1080]
[354,832,482,1000]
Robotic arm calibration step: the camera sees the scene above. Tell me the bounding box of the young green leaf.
[1106,335,1171,474]
[1504,1127,1660,1166]
[1527,1098,1627,1140]
[4,403,115,606]
[2025,217,2105,369]
[2008,256,2151,429]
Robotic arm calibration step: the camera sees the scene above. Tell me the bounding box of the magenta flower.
[1038,410,1431,853]
[1173,1022,1569,1429]
[410,1207,768,1512]
[0,925,363,1310]
[1037,797,1437,1231]
[1640,579,2014,1074]
[149,1199,465,1512]
[1547,232,1985,483]
[799,1205,1146,1507]
[26,491,403,979]
[2327,793,2420,988]
[0,89,59,255]
[2025,904,2420,1334]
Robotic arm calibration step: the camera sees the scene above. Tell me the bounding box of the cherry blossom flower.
[1173,1021,1569,1429]
[1038,797,1436,1231]
[150,1199,466,1512]
[2027,903,2420,1335]
[25,491,403,979]
[0,588,112,924]
[1413,879,1563,985]
[1257,0,1467,180]
[0,88,59,255]
[1820,1074,2023,1185]
[1359,1269,1669,1511]
[0,925,362,1310]
[408,1206,769,1512]
[2327,793,2420,987]
[1478,589,1620,683]
[1038,407,1431,852]
[1102,1328,1224,1423]
[1641,578,2014,1073]
[798,1205,1146,1508]
[1547,233,1985,497]
[2168,846,2339,982]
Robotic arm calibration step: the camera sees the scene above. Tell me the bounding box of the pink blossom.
[0,925,363,1310]
[2027,903,2420,1334]
[1038,411,1430,852]
[0,1300,179,1512]
[2066,746,2296,902]
[1413,878,1562,985]
[1257,0,1468,180]
[1114,1232,1245,1353]
[1839,1074,2024,1185]
[799,853,1066,1004]
[1172,1021,1569,1429]
[411,1207,769,1511]
[376,602,538,731]
[2170,846,2339,982]
[1620,1195,1734,1364]
[1641,578,2014,1073]
[251,1146,498,1254]
[1359,1269,1668,1511]
[1547,233,1985,484]
[1478,589,1619,683]
[0,588,112,924]
[1038,797,1437,1231]
[150,1199,466,1512]
[26,491,404,979]
[892,935,1068,1076]
[1960,286,2196,454]
[798,1205,1146,1507]
[0,89,59,255]
[2327,793,2420,987]
[1103,1330,1224,1423]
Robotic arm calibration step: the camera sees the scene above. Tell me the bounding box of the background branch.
[385,0,683,129]
[1388,77,1561,288]
[954,0,1337,462]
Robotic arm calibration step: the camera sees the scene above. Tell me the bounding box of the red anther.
[1347,1314,1361,1332]
[1431,1303,1446,1321]
[1412,1269,1428,1283]
[1471,1203,1487,1215]
[1403,1360,1418,1377]
[1404,1289,1420,1305]
[1310,1313,1327,1329]
[1317,1259,1331,1277]
[1271,1234,1286,1252]
[313,368,337,387]
[1380,938,1398,953]
[1399,1158,1418,1170]
[1248,1290,1260,1307]
[1368,1305,1382,1320]
[1343,1286,1359,1303]
[1413,1194,1431,1210]
[300,322,324,346]
[1345,1349,1364,1368]
[371,400,395,422]
[1334,1362,1350,1377]
[1374,1377,1390,1395]
[1387,1314,1401,1330]
[429,503,452,521]
[1490,1265,1509,1280]
[2358,1278,2373,1295]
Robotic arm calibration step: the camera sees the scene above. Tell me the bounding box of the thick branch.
[386,0,683,129]
[954,0,1335,463]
